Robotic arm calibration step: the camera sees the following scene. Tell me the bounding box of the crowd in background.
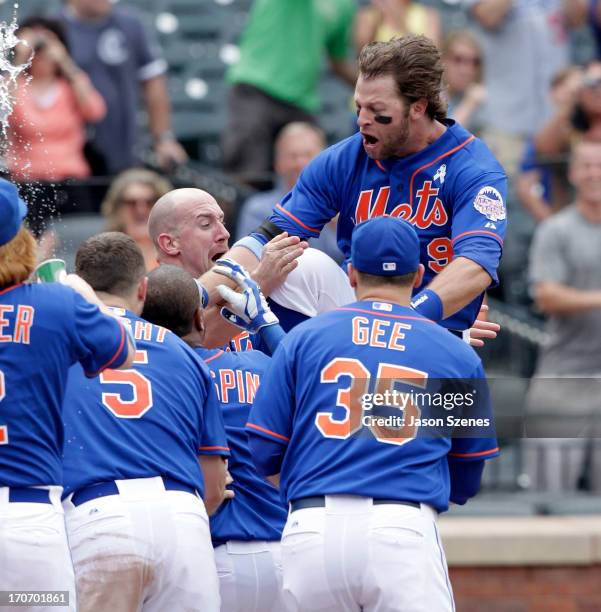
[2,0,601,496]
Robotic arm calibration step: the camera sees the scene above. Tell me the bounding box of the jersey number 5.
[315,358,427,446]
[100,350,153,418]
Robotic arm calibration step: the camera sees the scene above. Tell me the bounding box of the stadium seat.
[543,495,601,515]
[446,492,543,517]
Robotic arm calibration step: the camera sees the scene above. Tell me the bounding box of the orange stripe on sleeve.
[275,204,320,235]
[246,422,290,443]
[88,322,126,377]
[448,447,500,458]
[199,445,230,452]
[452,230,504,246]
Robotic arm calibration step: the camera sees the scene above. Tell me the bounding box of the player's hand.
[214,258,280,333]
[224,468,235,501]
[62,273,100,304]
[252,232,308,295]
[468,304,500,347]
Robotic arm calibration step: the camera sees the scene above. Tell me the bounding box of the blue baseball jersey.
[197,347,287,545]
[264,121,507,330]
[246,300,499,513]
[62,309,229,497]
[0,283,128,487]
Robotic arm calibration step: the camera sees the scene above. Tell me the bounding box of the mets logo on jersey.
[354,181,449,229]
[473,186,506,222]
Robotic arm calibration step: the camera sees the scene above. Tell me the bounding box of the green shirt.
[228,0,355,113]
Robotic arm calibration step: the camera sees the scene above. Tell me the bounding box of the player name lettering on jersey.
[133,319,167,343]
[352,316,410,352]
[0,304,34,344]
[210,368,261,404]
[354,181,448,229]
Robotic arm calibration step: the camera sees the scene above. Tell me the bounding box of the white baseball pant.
[280,495,454,612]
[0,486,76,612]
[63,476,220,612]
[214,539,284,611]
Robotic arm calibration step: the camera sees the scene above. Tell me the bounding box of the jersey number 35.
[315,358,427,447]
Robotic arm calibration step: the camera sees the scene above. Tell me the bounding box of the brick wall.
[450,566,601,612]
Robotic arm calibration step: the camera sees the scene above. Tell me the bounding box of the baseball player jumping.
[201,35,506,341]
[246,217,499,611]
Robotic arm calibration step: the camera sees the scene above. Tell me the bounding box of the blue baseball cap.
[0,178,27,246]
[351,216,420,276]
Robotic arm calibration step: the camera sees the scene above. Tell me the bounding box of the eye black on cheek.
[375,115,392,125]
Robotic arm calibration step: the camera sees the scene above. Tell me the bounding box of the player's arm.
[418,257,492,321]
[413,171,507,323]
[68,281,136,374]
[447,362,499,505]
[218,149,340,288]
[448,458,485,504]
[246,341,295,478]
[199,455,228,515]
[198,373,231,514]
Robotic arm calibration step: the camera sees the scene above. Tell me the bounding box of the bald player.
[146,188,498,348]
[147,188,357,346]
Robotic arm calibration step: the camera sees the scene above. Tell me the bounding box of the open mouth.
[211,249,227,263]
[362,133,379,146]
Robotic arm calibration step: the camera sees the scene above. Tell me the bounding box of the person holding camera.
[534,61,601,158]
[7,16,106,227]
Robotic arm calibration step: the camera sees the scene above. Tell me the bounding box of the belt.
[71,477,196,507]
[8,488,52,504]
[290,496,420,512]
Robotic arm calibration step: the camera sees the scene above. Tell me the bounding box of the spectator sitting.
[517,66,582,223]
[101,168,172,271]
[235,122,343,263]
[353,0,442,51]
[57,0,187,176]
[8,16,106,231]
[441,30,485,134]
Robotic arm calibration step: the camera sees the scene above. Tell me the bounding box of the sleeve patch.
[473,187,506,222]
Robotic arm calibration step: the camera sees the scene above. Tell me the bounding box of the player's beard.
[369,109,411,160]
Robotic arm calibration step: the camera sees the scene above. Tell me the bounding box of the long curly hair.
[0,227,37,287]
